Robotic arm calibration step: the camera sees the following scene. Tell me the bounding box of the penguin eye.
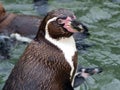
[57,19,64,25]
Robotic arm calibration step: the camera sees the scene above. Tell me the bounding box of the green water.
[0,0,120,90]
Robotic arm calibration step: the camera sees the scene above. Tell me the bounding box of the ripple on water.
[108,21,120,28]
[80,6,112,23]
[101,79,120,90]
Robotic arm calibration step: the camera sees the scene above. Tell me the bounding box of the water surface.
[0,0,120,90]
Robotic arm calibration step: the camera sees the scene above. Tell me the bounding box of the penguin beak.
[83,67,103,75]
[73,67,103,88]
[71,20,90,36]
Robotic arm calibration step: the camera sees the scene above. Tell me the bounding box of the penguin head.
[35,8,89,40]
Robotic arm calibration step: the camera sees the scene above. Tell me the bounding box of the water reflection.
[0,0,120,90]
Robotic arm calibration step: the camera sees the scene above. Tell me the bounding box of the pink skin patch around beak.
[62,16,78,33]
[81,72,90,79]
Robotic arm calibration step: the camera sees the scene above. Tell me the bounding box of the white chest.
[45,31,77,78]
[58,37,77,78]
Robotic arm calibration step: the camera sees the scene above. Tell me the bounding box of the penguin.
[73,67,103,88]
[0,2,41,39]
[3,8,88,90]
[0,3,41,60]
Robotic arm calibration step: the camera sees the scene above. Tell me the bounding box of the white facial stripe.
[45,17,57,32]
[45,17,77,80]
